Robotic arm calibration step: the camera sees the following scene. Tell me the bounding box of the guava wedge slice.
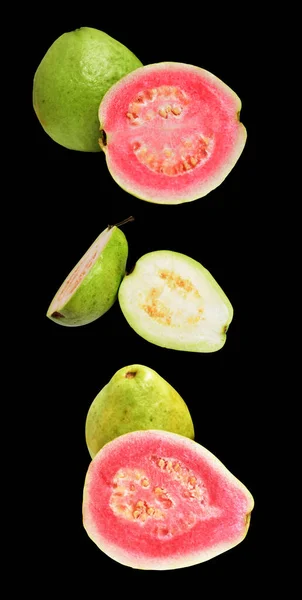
[83,430,254,570]
[47,219,131,326]
[98,62,246,204]
[85,364,194,458]
[118,250,233,352]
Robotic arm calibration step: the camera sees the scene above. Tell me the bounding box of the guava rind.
[98,62,246,204]
[83,430,254,570]
[33,27,142,152]
[47,226,128,326]
[85,364,194,457]
[118,250,233,352]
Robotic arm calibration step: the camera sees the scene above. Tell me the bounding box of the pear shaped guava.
[47,221,130,327]
[118,250,233,352]
[85,364,194,457]
[33,27,142,152]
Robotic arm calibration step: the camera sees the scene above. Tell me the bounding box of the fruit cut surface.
[99,62,246,203]
[118,250,233,352]
[83,430,254,570]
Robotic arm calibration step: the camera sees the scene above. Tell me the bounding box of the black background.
[24,6,261,595]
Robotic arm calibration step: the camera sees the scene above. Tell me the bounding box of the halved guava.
[99,62,246,204]
[47,220,130,326]
[118,250,233,352]
[83,430,254,570]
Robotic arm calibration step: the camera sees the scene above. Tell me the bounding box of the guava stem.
[125,370,137,378]
[108,216,135,230]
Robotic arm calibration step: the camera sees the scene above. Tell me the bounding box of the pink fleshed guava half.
[98,62,246,204]
[83,430,254,570]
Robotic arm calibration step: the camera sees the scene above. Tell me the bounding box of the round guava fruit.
[47,219,132,326]
[85,364,194,458]
[83,430,254,570]
[118,250,233,352]
[33,27,142,152]
[98,62,246,204]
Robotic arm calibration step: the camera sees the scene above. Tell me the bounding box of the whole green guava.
[85,364,195,457]
[33,27,142,151]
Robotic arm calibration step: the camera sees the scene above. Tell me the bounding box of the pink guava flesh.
[99,63,246,204]
[83,430,254,570]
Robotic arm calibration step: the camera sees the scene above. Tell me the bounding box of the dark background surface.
[24,6,260,595]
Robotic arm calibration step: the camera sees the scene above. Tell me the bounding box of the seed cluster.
[151,455,207,503]
[110,468,172,523]
[126,85,190,125]
[141,269,205,327]
[132,135,211,177]
[109,455,210,538]
[126,85,212,177]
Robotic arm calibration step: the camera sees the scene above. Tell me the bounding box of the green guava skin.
[33,27,142,152]
[47,227,128,327]
[85,364,195,458]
